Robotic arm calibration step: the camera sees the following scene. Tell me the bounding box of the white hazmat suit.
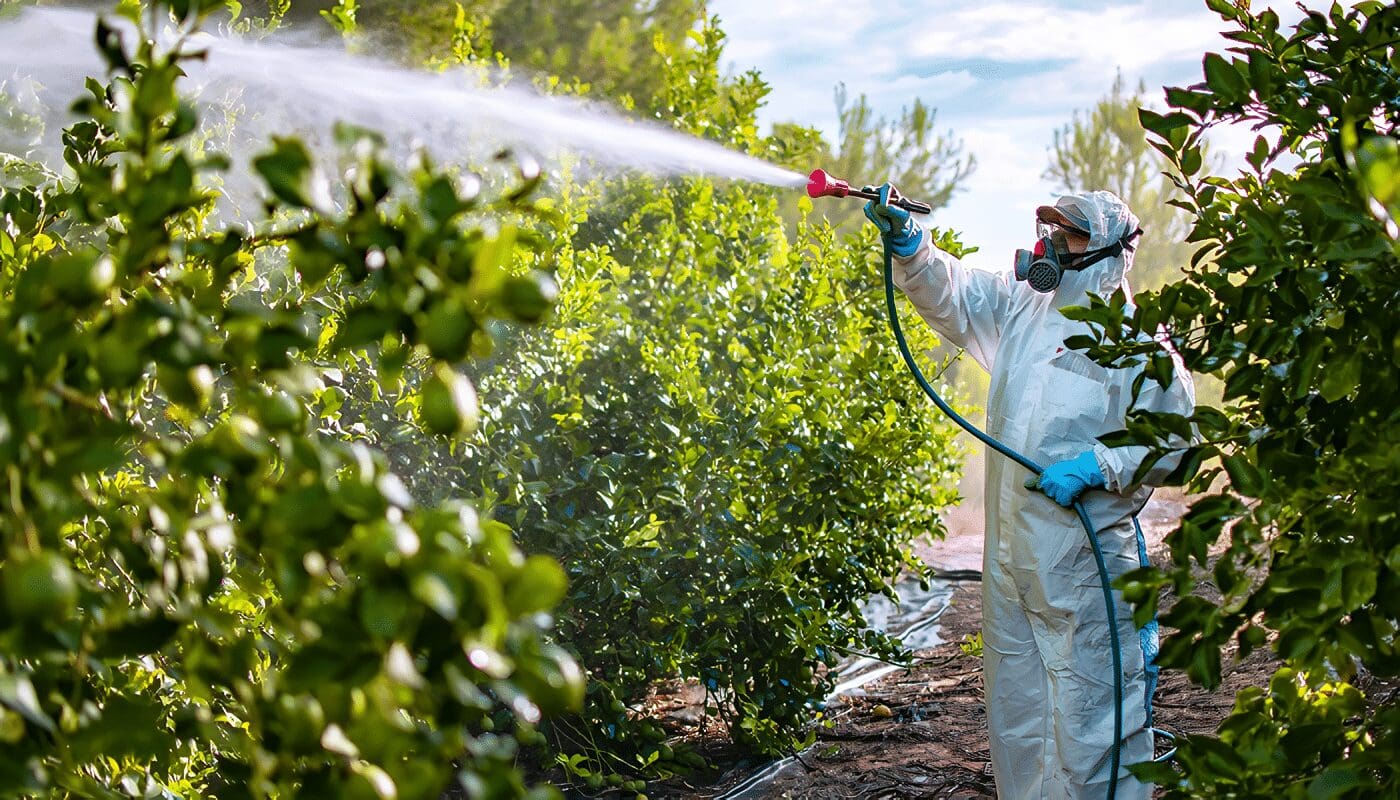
[892,191,1195,799]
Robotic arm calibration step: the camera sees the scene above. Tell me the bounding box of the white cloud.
[858,69,979,114]
[904,3,1223,72]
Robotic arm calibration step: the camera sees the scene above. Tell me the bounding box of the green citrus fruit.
[3,551,78,623]
[51,252,115,301]
[157,364,215,409]
[501,272,557,323]
[257,390,303,432]
[420,299,474,361]
[93,334,145,388]
[275,693,325,754]
[417,365,478,437]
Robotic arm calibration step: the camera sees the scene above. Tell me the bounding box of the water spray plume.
[806,168,933,215]
[0,8,807,190]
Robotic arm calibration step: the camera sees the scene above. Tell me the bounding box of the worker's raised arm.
[864,183,1014,372]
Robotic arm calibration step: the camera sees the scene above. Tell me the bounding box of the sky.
[706,0,1346,270]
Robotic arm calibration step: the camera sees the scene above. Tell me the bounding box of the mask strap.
[1122,227,1143,251]
[1064,227,1144,271]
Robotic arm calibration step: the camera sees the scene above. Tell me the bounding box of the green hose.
[879,241,1125,799]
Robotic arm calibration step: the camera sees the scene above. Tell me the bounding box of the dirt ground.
[632,492,1284,799]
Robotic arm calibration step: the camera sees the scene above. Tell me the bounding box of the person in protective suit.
[865,186,1195,800]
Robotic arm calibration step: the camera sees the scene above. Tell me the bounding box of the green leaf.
[504,555,567,616]
[331,305,398,352]
[421,174,466,226]
[1221,454,1264,497]
[1138,108,1193,138]
[1202,53,1250,103]
[1204,0,1241,20]
[1306,766,1374,799]
[320,0,359,35]
[1176,494,1244,564]
[411,570,460,621]
[1162,446,1209,486]
[1180,145,1203,177]
[1163,88,1213,119]
[1127,759,1180,786]
[1339,559,1378,612]
[252,137,323,209]
[1351,133,1398,227]
[0,671,53,733]
[1246,134,1271,172]
[93,18,130,74]
[67,695,174,762]
[1318,352,1361,401]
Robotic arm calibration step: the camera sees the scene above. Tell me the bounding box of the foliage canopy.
[1069,2,1400,795]
[0,1,974,796]
[0,3,577,797]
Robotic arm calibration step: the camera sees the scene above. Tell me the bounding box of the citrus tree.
[0,3,578,798]
[458,23,967,782]
[1069,1,1399,795]
[250,11,971,786]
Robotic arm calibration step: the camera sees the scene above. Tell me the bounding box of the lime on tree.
[3,550,78,623]
[417,364,479,437]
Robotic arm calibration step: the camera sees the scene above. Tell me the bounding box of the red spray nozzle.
[804,168,933,215]
[806,168,852,199]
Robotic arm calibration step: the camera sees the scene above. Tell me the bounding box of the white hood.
[1049,190,1141,303]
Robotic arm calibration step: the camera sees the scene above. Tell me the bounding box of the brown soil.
[634,492,1284,799]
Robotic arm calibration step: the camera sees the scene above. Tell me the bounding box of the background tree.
[267,0,705,107]
[772,84,975,235]
[1045,71,1195,292]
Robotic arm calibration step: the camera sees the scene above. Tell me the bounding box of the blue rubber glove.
[863,183,923,258]
[1026,451,1106,507]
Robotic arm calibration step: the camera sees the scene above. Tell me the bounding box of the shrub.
[0,5,575,797]
[461,24,966,778]
[1074,2,1400,795]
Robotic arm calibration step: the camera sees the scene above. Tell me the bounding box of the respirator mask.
[1013,221,1143,293]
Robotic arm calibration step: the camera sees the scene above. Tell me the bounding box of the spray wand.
[804,167,1132,799]
[805,169,933,215]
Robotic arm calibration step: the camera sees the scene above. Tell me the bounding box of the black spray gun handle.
[846,185,934,216]
[805,169,933,215]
